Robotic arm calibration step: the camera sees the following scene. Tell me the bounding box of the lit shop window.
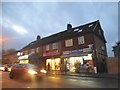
[46,58,60,70]
[78,36,85,45]
[19,60,29,64]
[52,43,58,49]
[46,45,50,51]
[65,39,73,47]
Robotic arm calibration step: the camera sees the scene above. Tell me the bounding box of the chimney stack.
[67,24,72,32]
[36,35,41,41]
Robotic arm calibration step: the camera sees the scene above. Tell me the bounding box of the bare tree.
[2,48,17,64]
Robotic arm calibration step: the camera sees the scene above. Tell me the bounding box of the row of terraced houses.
[16,20,108,73]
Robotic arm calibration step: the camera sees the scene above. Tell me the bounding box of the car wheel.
[9,72,14,79]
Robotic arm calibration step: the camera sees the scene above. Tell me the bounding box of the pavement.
[48,71,119,79]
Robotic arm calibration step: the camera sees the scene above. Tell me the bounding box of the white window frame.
[46,45,50,51]
[78,36,85,45]
[52,42,58,49]
[25,50,28,55]
[31,49,35,53]
[36,47,40,53]
[65,39,73,47]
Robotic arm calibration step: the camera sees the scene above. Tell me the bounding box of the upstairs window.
[36,47,40,53]
[31,49,35,53]
[25,51,28,55]
[88,24,93,27]
[78,36,85,45]
[65,39,73,47]
[78,29,82,32]
[46,45,50,51]
[52,42,58,49]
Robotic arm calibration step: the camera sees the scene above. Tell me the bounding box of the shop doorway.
[46,58,60,70]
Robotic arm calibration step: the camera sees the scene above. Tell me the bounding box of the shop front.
[46,58,60,70]
[43,50,61,71]
[18,55,29,64]
[62,48,94,73]
[18,53,42,67]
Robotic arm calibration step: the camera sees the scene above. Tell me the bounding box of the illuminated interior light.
[17,52,21,56]
[19,60,29,64]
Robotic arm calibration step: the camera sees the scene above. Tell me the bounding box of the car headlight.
[28,70,38,74]
[40,70,47,73]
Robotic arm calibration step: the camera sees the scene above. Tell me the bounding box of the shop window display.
[64,55,94,73]
[46,58,60,70]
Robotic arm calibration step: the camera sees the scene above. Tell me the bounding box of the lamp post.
[0,37,4,64]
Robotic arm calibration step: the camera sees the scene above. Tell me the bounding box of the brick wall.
[107,57,119,74]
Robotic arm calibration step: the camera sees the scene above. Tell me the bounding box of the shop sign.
[83,48,91,52]
[63,48,92,55]
[43,50,60,56]
[18,55,28,60]
[63,51,71,55]
[78,49,83,52]
[71,50,79,53]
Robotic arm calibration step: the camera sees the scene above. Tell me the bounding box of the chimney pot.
[37,35,41,41]
[67,24,72,32]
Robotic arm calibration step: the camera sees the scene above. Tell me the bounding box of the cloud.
[1,2,118,57]
[12,24,28,35]
[1,17,28,35]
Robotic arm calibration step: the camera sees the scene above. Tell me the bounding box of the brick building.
[112,41,120,58]
[18,20,107,73]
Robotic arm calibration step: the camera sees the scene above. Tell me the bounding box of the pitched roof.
[21,20,106,51]
[112,41,120,48]
[40,20,106,44]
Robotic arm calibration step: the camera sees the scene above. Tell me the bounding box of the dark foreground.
[0,71,119,89]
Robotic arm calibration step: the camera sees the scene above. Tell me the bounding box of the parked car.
[0,65,5,71]
[9,63,47,80]
[0,64,12,72]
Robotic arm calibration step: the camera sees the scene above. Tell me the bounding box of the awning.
[28,53,41,60]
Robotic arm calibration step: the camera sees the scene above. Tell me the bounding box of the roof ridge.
[41,20,99,40]
[20,20,101,50]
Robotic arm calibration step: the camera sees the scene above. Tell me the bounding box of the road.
[0,71,118,88]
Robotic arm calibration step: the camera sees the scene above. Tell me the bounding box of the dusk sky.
[0,1,118,57]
